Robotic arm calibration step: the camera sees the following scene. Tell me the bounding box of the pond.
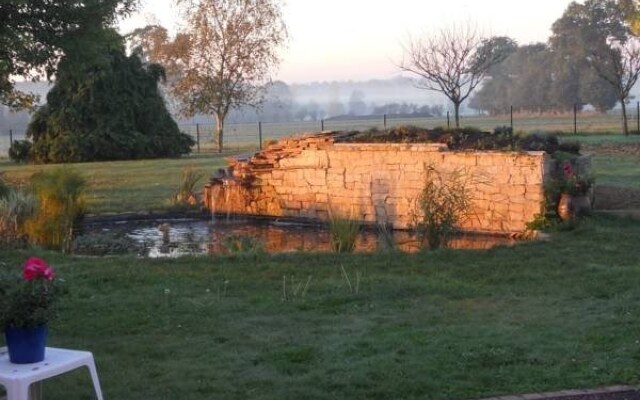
[77,216,518,258]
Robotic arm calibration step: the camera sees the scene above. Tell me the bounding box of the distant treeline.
[470,0,637,116]
[222,81,445,124]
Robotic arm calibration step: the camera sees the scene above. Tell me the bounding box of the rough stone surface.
[203,132,574,234]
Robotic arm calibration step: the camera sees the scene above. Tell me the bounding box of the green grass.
[591,154,640,188]
[561,134,640,146]
[0,155,227,214]
[558,134,640,188]
[0,134,638,399]
[1,215,639,399]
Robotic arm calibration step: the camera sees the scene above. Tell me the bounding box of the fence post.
[258,121,263,150]
[510,106,513,131]
[447,111,450,130]
[195,123,200,153]
[9,129,13,146]
[321,119,324,131]
[636,101,640,135]
[573,104,578,135]
[383,114,387,130]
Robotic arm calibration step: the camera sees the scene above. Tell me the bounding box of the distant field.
[3,112,635,157]
[182,112,634,152]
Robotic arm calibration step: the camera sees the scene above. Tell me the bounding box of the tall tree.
[588,36,640,134]
[400,27,515,128]
[0,0,138,109]
[149,0,288,152]
[470,43,555,115]
[550,0,634,113]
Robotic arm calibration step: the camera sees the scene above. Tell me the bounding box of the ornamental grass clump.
[23,168,86,252]
[172,165,205,207]
[0,257,61,329]
[327,209,360,253]
[0,187,36,246]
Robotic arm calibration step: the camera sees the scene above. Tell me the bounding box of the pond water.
[80,217,517,258]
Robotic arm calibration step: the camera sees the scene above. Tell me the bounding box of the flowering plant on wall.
[0,257,61,329]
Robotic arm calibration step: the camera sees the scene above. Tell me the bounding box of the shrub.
[557,140,581,154]
[26,46,194,163]
[412,165,472,249]
[8,140,32,163]
[517,133,560,153]
[23,168,86,252]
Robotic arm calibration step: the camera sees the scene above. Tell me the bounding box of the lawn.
[1,215,639,400]
[560,134,640,188]
[1,134,639,399]
[0,154,227,214]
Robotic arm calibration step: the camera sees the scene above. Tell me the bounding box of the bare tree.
[400,26,514,128]
[154,0,287,152]
[588,37,640,135]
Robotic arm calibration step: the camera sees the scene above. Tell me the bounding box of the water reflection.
[100,218,518,258]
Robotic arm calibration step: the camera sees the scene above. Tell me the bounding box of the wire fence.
[179,106,638,153]
[2,105,639,156]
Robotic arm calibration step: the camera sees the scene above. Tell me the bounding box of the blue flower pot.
[4,325,48,364]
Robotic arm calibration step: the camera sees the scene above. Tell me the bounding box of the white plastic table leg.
[5,382,26,400]
[85,361,104,400]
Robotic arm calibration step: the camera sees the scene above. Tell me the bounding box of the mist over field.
[0,77,450,135]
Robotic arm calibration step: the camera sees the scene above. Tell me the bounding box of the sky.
[118,0,576,84]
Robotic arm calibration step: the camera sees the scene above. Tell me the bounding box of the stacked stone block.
[204,133,551,234]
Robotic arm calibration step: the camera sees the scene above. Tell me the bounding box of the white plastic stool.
[0,347,103,400]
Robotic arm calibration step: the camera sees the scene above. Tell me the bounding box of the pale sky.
[119,0,575,83]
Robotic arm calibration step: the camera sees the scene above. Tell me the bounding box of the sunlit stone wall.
[204,133,554,233]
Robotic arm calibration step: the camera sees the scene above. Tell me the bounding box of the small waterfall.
[208,167,241,223]
[223,178,232,221]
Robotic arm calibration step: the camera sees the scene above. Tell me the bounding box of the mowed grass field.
[1,215,640,400]
[0,154,227,214]
[1,134,640,399]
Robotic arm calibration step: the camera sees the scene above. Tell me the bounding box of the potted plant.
[556,161,594,221]
[0,257,60,364]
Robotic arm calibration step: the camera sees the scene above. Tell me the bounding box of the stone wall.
[204,132,553,234]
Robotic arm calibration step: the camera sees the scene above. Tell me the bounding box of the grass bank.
[1,215,639,400]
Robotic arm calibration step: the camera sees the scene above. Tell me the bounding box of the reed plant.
[327,209,360,253]
[173,165,205,207]
[0,188,36,246]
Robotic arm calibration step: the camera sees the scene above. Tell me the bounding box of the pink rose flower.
[563,162,573,177]
[23,257,55,281]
